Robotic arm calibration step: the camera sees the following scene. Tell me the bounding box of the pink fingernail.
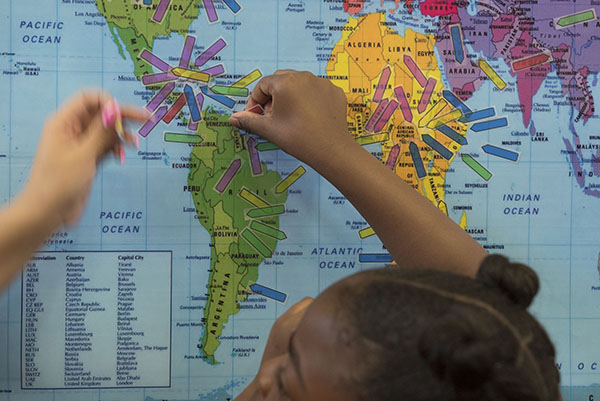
[120,147,126,165]
[134,134,140,149]
[102,100,117,128]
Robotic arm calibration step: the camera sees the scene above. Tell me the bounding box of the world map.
[1,0,600,399]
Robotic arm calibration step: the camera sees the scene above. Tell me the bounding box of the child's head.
[255,254,560,401]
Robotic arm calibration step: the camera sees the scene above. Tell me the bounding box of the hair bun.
[418,313,498,391]
[477,254,539,308]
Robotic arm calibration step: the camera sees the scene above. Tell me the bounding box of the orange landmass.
[327,13,468,208]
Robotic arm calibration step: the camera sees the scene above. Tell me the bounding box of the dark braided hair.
[335,254,560,401]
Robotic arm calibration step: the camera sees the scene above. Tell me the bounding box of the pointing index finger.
[120,105,151,122]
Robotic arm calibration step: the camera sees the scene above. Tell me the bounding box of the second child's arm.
[0,92,147,291]
[231,71,487,277]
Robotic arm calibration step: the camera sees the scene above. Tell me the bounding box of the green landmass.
[96,0,202,79]
[95,0,290,365]
[188,111,288,364]
[108,24,153,79]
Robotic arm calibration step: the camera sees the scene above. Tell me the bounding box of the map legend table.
[21,251,172,389]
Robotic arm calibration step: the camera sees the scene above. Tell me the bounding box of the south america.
[187,110,288,364]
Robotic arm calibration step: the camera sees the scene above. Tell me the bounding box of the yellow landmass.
[213,201,237,255]
[459,211,468,230]
[201,201,241,359]
[192,121,218,170]
[423,167,447,213]
[202,252,240,360]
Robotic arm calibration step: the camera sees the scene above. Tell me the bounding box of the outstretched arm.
[231,71,487,277]
[0,92,147,291]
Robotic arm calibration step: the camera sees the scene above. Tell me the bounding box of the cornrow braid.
[335,255,560,401]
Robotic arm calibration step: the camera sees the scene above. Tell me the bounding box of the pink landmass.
[491,14,515,42]
[573,129,584,160]
[593,151,600,177]
[515,66,551,127]
[420,0,457,16]
[564,139,586,188]
[575,66,595,123]
[456,81,476,101]
[585,188,600,197]
[434,16,484,101]
[344,0,366,14]
[511,32,552,127]
[450,1,600,199]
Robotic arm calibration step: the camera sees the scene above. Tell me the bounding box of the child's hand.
[23,91,147,226]
[230,70,353,166]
